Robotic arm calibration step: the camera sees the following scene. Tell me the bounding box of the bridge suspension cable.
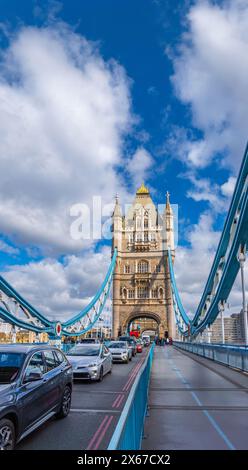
[167,143,248,339]
[0,248,117,339]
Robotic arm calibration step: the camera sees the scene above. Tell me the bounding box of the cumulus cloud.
[221,176,237,197]
[2,245,111,321]
[175,212,220,316]
[182,172,231,213]
[171,0,248,170]
[0,240,19,256]
[175,210,247,318]
[0,23,134,255]
[167,0,248,322]
[127,147,153,189]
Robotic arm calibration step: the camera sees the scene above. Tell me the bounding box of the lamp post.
[218,301,226,345]
[238,246,248,345]
[97,317,104,340]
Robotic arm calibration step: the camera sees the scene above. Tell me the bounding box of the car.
[67,343,112,381]
[107,341,132,363]
[0,344,73,450]
[142,335,150,347]
[119,336,137,357]
[136,343,143,353]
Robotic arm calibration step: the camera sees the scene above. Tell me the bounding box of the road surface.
[143,345,248,450]
[17,349,148,450]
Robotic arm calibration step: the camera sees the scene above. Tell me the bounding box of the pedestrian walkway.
[142,346,248,450]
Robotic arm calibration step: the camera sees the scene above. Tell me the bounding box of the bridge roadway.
[143,345,248,450]
[17,348,149,450]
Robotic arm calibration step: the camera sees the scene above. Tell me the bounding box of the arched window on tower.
[137,260,149,273]
[136,217,141,230]
[122,287,127,300]
[150,232,156,242]
[152,288,158,298]
[158,287,164,300]
[144,232,149,242]
[124,264,130,274]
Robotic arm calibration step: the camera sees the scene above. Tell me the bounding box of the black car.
[0,344,73,450]
[119,336,137,356]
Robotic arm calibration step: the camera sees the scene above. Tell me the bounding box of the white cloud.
[183,172,230,213]
[0,240,19,256]
[175,211,247,319]
[171,0,248,170]
[221,176,237,197]
[0,23,134,255]
[174,212,220,316]
[127,147,153,189]
[168,1,248,323]
[2,245,111,321]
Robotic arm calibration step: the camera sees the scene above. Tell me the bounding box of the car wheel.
[56,385,72,419]
[98,367,103,382]
[0,418,15,450]
[108,366,112,374]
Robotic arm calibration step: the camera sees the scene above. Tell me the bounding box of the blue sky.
[0,0,247,319]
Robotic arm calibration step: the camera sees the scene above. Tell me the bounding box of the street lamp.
[98,317,104,339]
[238,246,248,345]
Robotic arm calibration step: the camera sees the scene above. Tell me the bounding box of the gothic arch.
[124,311,161,331]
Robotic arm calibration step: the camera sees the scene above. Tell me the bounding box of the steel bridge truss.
[0,249,117,339]
[167,143,248,339]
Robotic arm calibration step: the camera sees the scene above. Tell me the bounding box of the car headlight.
[88,363,98,368]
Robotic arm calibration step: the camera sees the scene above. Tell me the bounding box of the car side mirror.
[24,370,43,383]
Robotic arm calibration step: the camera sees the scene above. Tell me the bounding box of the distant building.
[112,183,176,339]
[0,322,12,334]
[210,312,244,344]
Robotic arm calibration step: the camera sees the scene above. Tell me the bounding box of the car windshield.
[68,346,100,357]
[0,352,25,384]
[109,342,126,349]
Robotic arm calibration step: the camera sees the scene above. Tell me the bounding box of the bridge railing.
[174,341,248,372]
[107,343,155,450]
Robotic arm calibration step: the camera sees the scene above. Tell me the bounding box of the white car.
[142,335,150,346]
[67,343,112,381]
[108,341,132,363]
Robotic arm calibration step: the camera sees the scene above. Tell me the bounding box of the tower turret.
[112,194,122,253]
[163,191,174,251]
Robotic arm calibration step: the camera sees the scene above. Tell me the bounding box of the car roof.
[109,340,127,343]
[69,343,100,348]
[0,344,59,354]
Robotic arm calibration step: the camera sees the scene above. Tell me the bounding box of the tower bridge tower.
[112,183,176,339]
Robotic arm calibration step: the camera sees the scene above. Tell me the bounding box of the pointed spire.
[164,190,173,216]
[136,182,149,195]
[113,193,122,217]
[166,191,170,207]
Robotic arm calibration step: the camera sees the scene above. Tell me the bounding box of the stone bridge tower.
[112,183,176,339]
